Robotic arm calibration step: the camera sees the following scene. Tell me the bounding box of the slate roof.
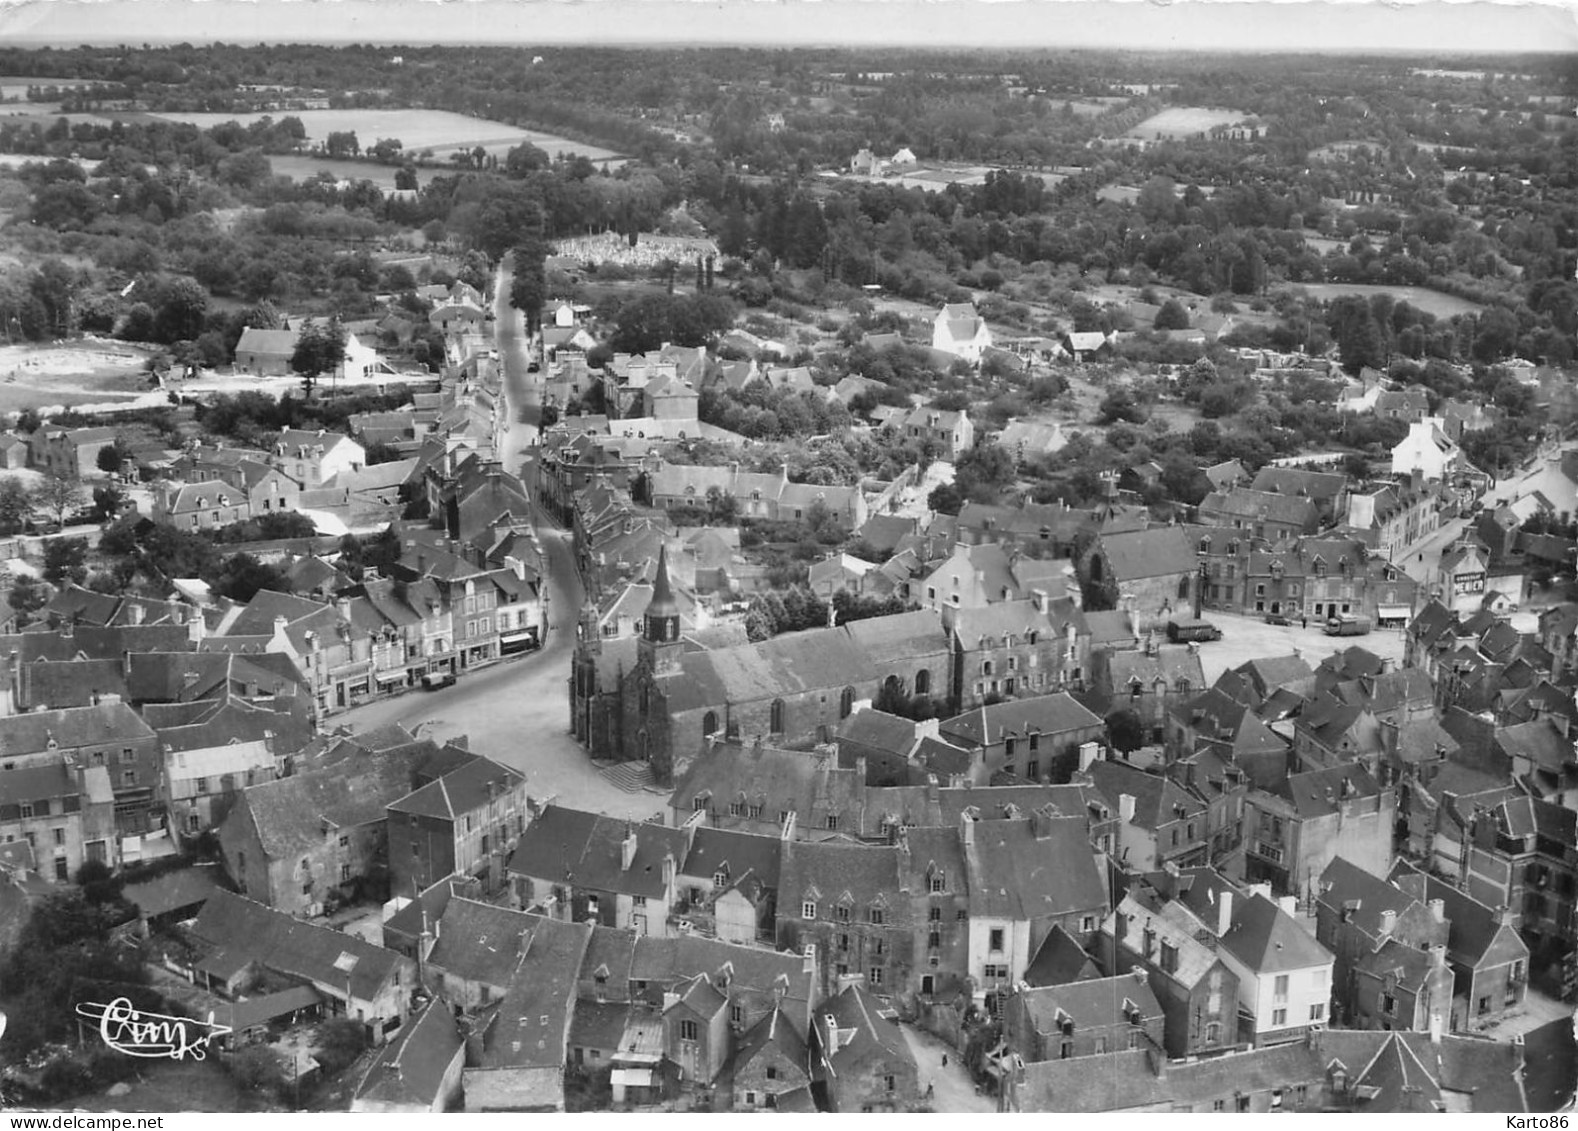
[835,709,921,758]
[733,1003,811,1086]
[506,805,690,900]
[471,913,593,1071]
[426,897,542,989]
[629,934,814,1020]
[966,816,1109,922]
[670,742,862,825]
[820,982,914,1079]
[1249,466,1349,503]
[1014,973,1163,1037]
[0,702,154,754]
[1023,923,1101,987]
[1387,862,1529,970]
[1315,1029,1528,1113]
[230,750,413,860]
[1094,527,1197,581]
[781,840,912,923]
[940,693,1104,747]
[1086,760,1205,831]
[190,889,408,1000]
[1275,765,1383,820]
[387,755,523,821]
[122,864,226,920]
[14,659,127,711]
[1316,856,1418,939]
[1016,1041,1325,1113]
[1106,647,1206,693]
[353,997,463,1109]
[1177,872,1332,974]
[679,826,782,890]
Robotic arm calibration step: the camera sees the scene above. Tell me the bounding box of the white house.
[1200,883,1334,1047]
[1390,416,1468,481]
[932,303,993,364]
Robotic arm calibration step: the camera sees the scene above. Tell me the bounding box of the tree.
[1154,299,1190,331]
[227,1044,287,1097]
[7,574,47,623]
[290,317,347,396]
[0,475,32,532]
[1105,708,1145,754]
[96,437,132,475]
[32,473,83,529]
[43,536,89,585]
[153,277,209,344]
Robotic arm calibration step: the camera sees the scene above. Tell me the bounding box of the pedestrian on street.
[942,1054,948,1068]
[1301,615,1307,629]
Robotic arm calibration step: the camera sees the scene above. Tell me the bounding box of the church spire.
[643,546,681,647]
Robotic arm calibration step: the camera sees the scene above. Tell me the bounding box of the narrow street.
[1399,439,1578,589]
[330,262,664,822]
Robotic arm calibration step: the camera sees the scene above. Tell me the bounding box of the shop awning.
[1377,606,1412,620]
[500,629,537,643]
[610,1068,653,1088]
[374,670,405,684]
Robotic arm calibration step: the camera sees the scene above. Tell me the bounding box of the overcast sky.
[0,0,1573,54]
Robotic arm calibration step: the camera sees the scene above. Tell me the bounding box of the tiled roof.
[680,826,782,890]
[231,751,413,860]
[967,816,1108,922]
[1023,923,1101,987]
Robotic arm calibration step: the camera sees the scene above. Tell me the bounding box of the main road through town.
[331,259,665,822]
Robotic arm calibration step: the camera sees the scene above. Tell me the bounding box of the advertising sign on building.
[1453,571,1486,596]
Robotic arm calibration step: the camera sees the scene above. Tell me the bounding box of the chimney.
[960,811,975,847]
[1030,588,1049,614]
[1216,889,1233,938]
[1278,895,1298,917]
[1118,794,1136,823]
[1428,898,1445,923]
[1379,909,1398,936]
[803,944,817,977]
[129,603,145,626]
[621,822,638,870]
[1078,741,1101,773]
[1248,882,1272,901]
[335,597,352,620]
[823,1014,840,1055]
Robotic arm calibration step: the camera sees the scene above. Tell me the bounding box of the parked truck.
[1323,614,1372,636]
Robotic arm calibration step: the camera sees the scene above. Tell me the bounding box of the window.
[930,872,945,893]
[714,871,728,888]
[869,907,885,925]
[770,699,785,734]
[1206,1022,1220,1043]
[835,904,850,922]
[340,864,350,882]
[766,1066,777,1081]
[194,776,209,794]
[1271,1008,1287,1026]
[1060,1041,1073,1060]
[1213,1100,1226,1112]
[679,1020,698,1042]
[338,835,349,848]
[1273,974,1289,1001]
[18,803,32,820]
[989,928,1004,953]
[870,966,884,986]
[731,1004,743,1026]
[885,1075,896,1093]
[929,907,942,922]
[802,901,816,920]
[825,814,838,831]
[1309,1003,1325,1022]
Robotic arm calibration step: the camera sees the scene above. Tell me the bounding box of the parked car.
[421,670,457,691]
[1264,612,1291,626]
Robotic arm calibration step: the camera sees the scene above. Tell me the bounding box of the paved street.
[331,263,665,823]
[900,1023,994,1113]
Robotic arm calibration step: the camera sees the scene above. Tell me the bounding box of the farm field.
[269,153,401,190]
[1124,106,1254,140]
[1280,282,1486,318]
[149,108,626,163]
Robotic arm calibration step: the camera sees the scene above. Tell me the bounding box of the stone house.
[1005,972,1166,1062]
[813,983,919,1112]
[386,754,528,897]
[1242,765,1394,902]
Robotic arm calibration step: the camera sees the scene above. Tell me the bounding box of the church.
[571,548,953,784]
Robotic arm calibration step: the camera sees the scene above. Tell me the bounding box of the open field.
[269,153,401,190]
[1279,282,1485,318]
[1124,106,1253,140]
[0,341,154,416]
[149,108,626,163]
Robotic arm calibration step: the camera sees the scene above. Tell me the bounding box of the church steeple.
[643,545,681,648]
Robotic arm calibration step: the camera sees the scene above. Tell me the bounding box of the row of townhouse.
[0,641,313,880]
[505,796,1111,1013]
